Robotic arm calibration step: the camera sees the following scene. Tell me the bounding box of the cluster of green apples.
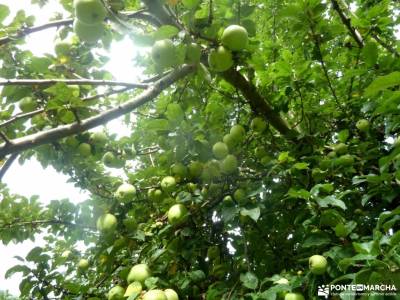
[72,0,107,43]
[208,25,249,72]
[151,39,202,69]
[108,263,179,300]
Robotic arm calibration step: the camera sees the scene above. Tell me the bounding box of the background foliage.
[0,0,399,299]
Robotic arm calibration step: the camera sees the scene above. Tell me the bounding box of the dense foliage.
[0,0,399,299]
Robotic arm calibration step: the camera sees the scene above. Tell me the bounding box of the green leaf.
[0,4,10,24]
[365,71,400,96]
[302,232,332,248]
[240,272,258,289]
[153,25,179,40]
[182,0,200,9]
[5,265,31,279]
[293,162,309,170]
[317,195,347,210]
[26,246,43,262]
[240,207,260,222]
[361,41,378,67]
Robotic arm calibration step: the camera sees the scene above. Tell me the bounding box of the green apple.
[78,258,89,270]
[171,163,187,178]
[19,97,37,112]
[333,143,348,155]
[143,290,167,300]
[61,250,71,258]
[189,161,203,178]
[161,176,177,192]
[96,213,117,233]
[223,133,237,150]
[65,136,79,148]
[108,285,125,300]
[230,124,246,141]
[309,255,328,275]
[221,25,248,51]
[212,142,229,159]
[334,154,354,167]
[152,39,177,68]
[148,189,163,201]
[233,188,246,203]
[260,155,272,166]
[127,263,151,284]
[185,43,201,64]
[220,154,238,174]
[334,223,348,238]
[73,19,104,43]
[90,131,107,146]
[102,151,124,168]
[223,195,234,206]
[164,289,179,300]
[250,117,267,133]
[54,40,72,57]
[201,160,221,181]
[74,0,107,24]
[115,183,136,202]
[124,282,142,297]
[78,143,92,157]
[284,293,304,300]
[356,119,369,132]
[168,204,188,225]
[208,46,233,72]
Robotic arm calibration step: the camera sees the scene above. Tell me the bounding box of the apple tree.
[0,0,399,299]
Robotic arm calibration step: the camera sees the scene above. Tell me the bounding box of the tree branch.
[0,78,149,89]
[371,33,399,58]
[221,69,298,139]
[0,65,196,158]
[330,0,364,48]
[0,219,96,231]
[0,153,18,181]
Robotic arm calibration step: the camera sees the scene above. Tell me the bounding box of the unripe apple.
[164,289,179,300]
[152,39,177,69]
[127,264,151,284]
[54,40,72,57]
[90,131,107,146]
[61,250,71,258]
[65,136,79,148]
[188,161,203,178]
[335,154,354,167]
[171,163,187,178]
[223,133,237,150]
[161,176,177,192]
[233,188,246,204]
[230,125,246,141]
[73,19,104,43]
[334,223,348,237]
[78,258,89,270]
[333,143,348,155]
[78,143,92,157]
[221,25,248,51]
[74,0,107,24]
[19,97,37,112]
[124,282,142,297]
[223,195,234,206]
[250,117,267,132]
[212,142,229,159]
[143,290,167,300]
[309,255,328,275]
[356,119,369,132]
[284,293,304,300]
[168,204,188,225]
[201,160,221,181]
[186,43,201,64]
[107,285,125,300]
[96,213,117,233]
[115,183,136,202]
[208,46,233,72]
[220,154,238,174]
[148,188,163,201]
[102,152,124,168]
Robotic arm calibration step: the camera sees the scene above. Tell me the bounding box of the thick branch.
[0,153,18,181]
[0,65,196,157]
[221,69,298,139]
[330,0,364,48]
[0,78,149,89]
